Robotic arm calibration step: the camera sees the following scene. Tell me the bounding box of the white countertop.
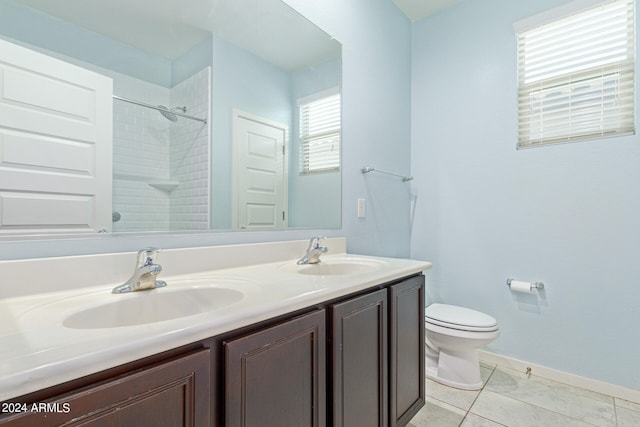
[0,239,431,402]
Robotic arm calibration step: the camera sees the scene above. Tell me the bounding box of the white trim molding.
[479,350,640,404]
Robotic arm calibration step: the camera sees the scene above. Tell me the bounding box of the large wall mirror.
[0,0,341,236]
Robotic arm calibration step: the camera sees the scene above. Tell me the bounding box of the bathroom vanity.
[0,239,430,426]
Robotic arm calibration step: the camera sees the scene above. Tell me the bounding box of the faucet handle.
[297,237,328,265]
[308,236,326,249]
[136,247,161,267]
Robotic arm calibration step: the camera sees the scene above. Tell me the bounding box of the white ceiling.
[392,0,463,21]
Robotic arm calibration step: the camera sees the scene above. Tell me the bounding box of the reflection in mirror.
[0,0,341,236]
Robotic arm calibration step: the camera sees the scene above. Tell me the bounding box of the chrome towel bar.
[361,166,413,182]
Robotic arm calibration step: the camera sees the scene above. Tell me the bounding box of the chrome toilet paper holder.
[506,278,544,290]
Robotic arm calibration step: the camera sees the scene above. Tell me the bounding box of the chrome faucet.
[112,247,167,294]
[297,237,328,265]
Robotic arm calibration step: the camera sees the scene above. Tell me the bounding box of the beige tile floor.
[409,363,640,427]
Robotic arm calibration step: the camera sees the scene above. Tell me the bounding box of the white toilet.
[425,303,499,390]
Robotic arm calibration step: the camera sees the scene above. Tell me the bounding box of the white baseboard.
[478,350,640,404]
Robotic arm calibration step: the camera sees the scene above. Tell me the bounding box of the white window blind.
[517,0,635,148]
[299,92,341,174]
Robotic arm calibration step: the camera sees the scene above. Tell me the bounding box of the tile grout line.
[459,364,499,426]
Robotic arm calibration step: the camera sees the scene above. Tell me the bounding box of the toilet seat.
[425,303,498,332]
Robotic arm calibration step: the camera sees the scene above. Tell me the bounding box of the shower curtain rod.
[113,95,208,124]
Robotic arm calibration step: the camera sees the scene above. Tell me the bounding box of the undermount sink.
[287,258,388,276]
[63,282,245,329]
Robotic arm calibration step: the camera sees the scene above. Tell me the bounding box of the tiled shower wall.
[111,68,211,232]
[169,67,211,231]
[112,72,171,232]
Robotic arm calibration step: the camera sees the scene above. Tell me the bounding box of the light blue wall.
[0,0,412,259]
[284,0,413,257]
[410,0,640,390]
[0,0,172,87]
[210,36,294,229]
[171,36,213,87]
[206,36,343,230]
[289,58,342,229]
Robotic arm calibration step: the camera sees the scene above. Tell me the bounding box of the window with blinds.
[299,92,341,174]
[516,0,635,148]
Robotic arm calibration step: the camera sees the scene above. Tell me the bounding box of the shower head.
[158,105,177,122]
[157,105,187,122]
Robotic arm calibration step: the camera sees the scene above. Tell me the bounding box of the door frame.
[231,108,289,230]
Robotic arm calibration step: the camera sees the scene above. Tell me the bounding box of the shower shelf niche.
[113,173,180,193]
[148,180,180,193]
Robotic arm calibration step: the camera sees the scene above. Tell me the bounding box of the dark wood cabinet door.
[1,348,211,427]
[389,275,425,427]
[224,310,326,427]
[331,288,388,427]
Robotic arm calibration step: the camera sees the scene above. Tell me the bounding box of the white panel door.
[232,110,288,230]
[0,39,113,234]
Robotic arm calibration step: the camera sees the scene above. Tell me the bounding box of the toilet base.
[426,370,483,391]
[425,346,484,391]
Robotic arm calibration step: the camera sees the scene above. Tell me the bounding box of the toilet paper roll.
[509,280,533,293]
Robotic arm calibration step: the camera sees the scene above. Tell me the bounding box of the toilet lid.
[425,303,498,331]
